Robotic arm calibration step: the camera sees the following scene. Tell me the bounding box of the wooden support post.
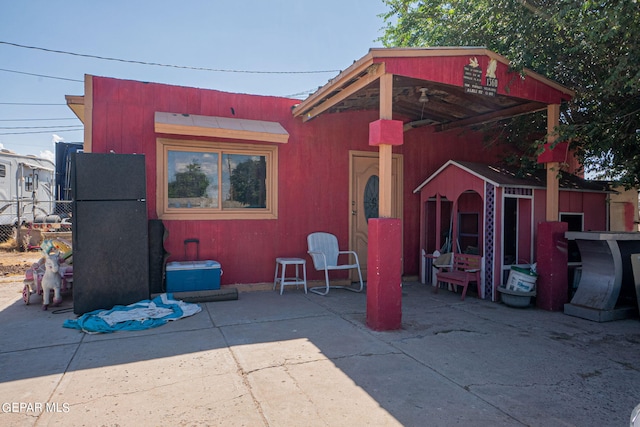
[365,72,403,331]
[379,73,393,218]
[546,163,560,221]
[537,104,568,312]
[379,145,393,218]
[546,104,560,221]
[379,73,393,121]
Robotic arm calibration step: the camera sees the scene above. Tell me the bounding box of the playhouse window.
[458,212,480,254]
[157,138,277,220]
[560,212,584,263]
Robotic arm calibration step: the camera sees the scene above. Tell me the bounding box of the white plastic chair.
[307,232,364,296]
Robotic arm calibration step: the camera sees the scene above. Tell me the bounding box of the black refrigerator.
[72,153,149,315]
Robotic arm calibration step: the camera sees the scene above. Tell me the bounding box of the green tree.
[380,0,640,187]
[228,157,266,208]
[168,160,209,198]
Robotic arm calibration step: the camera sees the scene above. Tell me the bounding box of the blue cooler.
[165,260,222,292]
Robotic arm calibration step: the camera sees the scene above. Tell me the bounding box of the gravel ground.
[0,250,42,277]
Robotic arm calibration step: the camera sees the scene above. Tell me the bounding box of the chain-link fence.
[0,200,73,251]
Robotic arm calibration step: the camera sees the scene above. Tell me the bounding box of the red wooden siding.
[378,56,571,104]
[517,198,533,263]
[88,75,586,286]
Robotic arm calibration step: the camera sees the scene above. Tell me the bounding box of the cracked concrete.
[0,280,639,426]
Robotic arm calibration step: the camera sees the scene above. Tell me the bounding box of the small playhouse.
[414,160,611,301]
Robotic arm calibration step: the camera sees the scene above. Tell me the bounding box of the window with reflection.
[168,150,219,209]
[157,139,277,220]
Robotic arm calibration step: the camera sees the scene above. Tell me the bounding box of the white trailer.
[0,150,56,243]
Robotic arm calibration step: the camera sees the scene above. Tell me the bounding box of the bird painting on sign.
[486,58,497,78]
[463,57,483,94]
[484,59,498,96]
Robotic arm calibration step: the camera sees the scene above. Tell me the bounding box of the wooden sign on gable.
[463,57,498,97]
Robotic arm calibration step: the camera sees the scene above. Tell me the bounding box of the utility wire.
[0,68,83,82]
[0,128,83,135]
[0,125,83,129]
[0,118,78,121]
[1,67,317,102]
[283,89,316,98]
[0,102,66,106]
[0,40,341,74]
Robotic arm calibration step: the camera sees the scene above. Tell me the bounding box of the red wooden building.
[67,48,607,322]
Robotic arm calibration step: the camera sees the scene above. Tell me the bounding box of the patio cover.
[292,47,576,222]
[293,47,576,327]
[293,47,574,131]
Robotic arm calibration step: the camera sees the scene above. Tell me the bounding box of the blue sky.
[0,1,389,161]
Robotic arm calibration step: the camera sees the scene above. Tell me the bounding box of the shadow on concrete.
[1,280,639,426]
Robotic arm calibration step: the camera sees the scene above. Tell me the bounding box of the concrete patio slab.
[0,279,638,426]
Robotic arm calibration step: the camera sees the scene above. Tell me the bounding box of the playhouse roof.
[413,160,612,194]
[293,47,574,132]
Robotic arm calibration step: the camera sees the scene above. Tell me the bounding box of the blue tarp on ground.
[63,293,201,334]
